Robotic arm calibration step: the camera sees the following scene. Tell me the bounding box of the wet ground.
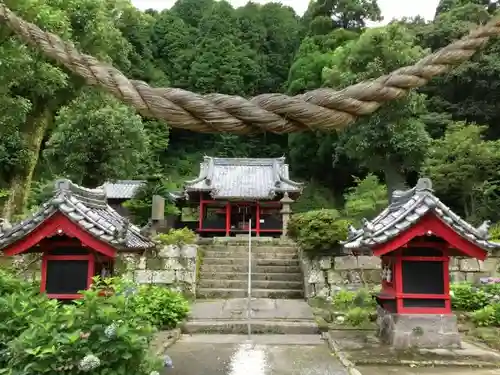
[357,366,500,374]
[164,334,348,375]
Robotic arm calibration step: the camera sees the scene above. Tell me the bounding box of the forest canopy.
[0,0,499,226]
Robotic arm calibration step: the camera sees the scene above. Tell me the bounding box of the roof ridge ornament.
[415,177,433,192]
[347,224,362,240]
[55,178,71,192]
[0,218,11,235]
[362,218,374,234]
[476,220,491,240]
[114,217,130,243]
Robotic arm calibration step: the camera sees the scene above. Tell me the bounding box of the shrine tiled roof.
[343,178,500,252]
[0,179,155,251]
[99,180,145,199]
[182,156,303,199]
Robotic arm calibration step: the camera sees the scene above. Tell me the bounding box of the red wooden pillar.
[225,202,231,236]
[198,196,204,232]
[256,202,260,236]
[395,254,403,313]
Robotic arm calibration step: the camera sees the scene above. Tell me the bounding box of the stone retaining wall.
[116,244,198,294]
[300,251,500,299]
[4,244,198,295]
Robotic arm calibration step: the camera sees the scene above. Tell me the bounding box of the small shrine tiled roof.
[343,178,500,252]
[182,156,303,199]
[0,179,155,251]
[99,180,145,200]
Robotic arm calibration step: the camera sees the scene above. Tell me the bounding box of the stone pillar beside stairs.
[280,193,294,239]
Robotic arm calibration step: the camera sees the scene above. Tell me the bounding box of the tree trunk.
[2,108,53,220]
[383,160,407,202]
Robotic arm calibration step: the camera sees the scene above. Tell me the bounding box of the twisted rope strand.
[0,2,498,134]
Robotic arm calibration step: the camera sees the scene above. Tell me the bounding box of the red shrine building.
[343,177,500,349]
[169,156,303,237]
[0,179,155,300]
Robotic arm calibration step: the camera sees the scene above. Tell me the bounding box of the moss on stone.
[196,247,205,282]
[146,257,163,270]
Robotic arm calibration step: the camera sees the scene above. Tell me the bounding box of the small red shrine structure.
[169,156,303,237]
[0,179,155,300]
[342,178,500,349]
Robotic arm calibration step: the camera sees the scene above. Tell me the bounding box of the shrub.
[131,285,190,329]
[0,268,35,296]
[490,222,500,242]
[0,287,58,367]
[288,209,349,256]
[5,283,162,375]
[345,307,371,326]
[332,290,356,310]
[450,283,491,311]
[155,227,196,246]
[471,305,499,327]
[331,288,376,311]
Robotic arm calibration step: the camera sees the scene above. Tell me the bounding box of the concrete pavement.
[163,334,348,375]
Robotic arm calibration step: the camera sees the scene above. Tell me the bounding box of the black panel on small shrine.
[377,298,396,312]
[402,261,444,294]
[46,260,88,294]
[48,247,89,255]
[403,299,446,308]
[401,247,442,257]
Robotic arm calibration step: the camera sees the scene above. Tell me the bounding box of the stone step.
[202,271,303,282]
[196,288,304,299]
[198,279,303,290]
[202,257,300,266]
[178,334,324,345]
[201,251,298,259]
[182,320,319,335]
[201,245,298,253]
[200,264,302,274]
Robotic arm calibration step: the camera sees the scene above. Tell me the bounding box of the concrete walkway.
[183,298,319,334]
[164,334,348,375]
[357,366,500,374]
[167,298,348,374]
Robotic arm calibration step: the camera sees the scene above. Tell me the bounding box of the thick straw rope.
[0,2,499,134]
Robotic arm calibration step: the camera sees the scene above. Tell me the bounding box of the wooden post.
[198,193,203,232]
[256,202,260,237]
[225,202,231,236]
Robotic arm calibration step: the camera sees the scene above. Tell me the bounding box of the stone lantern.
[280,192,294,238]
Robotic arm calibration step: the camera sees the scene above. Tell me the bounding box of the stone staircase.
[197,240,304,299]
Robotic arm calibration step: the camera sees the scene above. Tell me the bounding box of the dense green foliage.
[0,0,497,229]
[0,273,189,374]
[123,179,180,226]
[450,281,500,327]
[155,228,197,246]
[131,284,190,329]
[288,209,349,255]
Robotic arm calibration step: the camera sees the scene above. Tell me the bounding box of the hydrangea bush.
[450,280,500,327]
[0,275,188,375]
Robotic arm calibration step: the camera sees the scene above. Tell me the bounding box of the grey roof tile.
[0,179,155,252]
[99,180,146,200]
[343,177,500,252]
[183,156,303,199]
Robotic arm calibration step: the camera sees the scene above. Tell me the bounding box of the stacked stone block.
[3,244,199,295]
[300,252,500,299]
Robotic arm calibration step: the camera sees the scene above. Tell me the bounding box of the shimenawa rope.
[0,2,498,134]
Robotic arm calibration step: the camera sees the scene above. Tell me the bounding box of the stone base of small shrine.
[327,329,500,369]
[377,306,461,349]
